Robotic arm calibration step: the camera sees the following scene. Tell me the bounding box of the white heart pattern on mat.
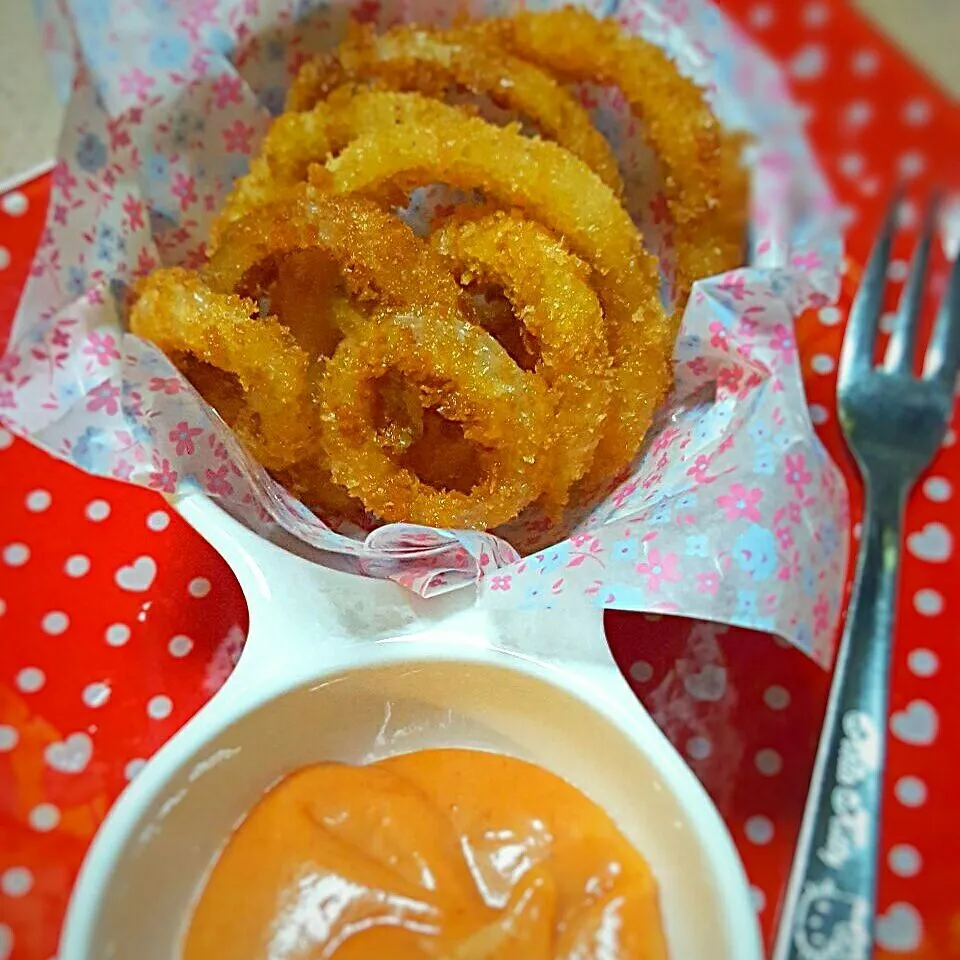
[876,902,923,952]
[115,555,158,592]
[44,732,93,774]
[890,700,939,745]
[683,664,727,703]
[906,522,953,562]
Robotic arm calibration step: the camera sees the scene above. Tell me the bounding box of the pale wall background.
[0,0,957,187]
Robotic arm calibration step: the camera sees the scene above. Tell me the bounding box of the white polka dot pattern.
[1,867,33,898]
[84,499,111,521]
[28,804,61,833]
[894,776,928,808]
[40,611,69,636]
[188,577,211,598]
[147,695,173,720]
[763,685,791,710]
[1,191,28,216]
[104,622,131,646]
[64,554,91,578]
[686,736,712,760]
[745,815,775,845]
[2,543,30,567]
[15,668,45,694]
[25,490,51,512]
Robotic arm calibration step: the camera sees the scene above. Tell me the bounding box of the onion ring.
[267,249,425,458]
[206,188,465,326]
[268,249,346,360]
[431,211,610,513]
[320,310,552,530]
[272,453,370,527]
[215,87,670,490]
[160,9,748,528]
[129,266,313,471]
[286,23,623,194]
[470,8,748,314]
[206,192,475,512]
[313,89,670,491]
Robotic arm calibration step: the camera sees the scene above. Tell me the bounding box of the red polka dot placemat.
[1,2,958,958]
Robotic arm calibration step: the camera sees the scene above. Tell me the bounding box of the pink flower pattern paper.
[2,0,847,660]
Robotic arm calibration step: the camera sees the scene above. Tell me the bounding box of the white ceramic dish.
[58,494,763,959]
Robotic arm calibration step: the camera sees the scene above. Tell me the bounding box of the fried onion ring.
[470,7,748,315]
[431,211,610,513]
[129,266,313,471]
[214,88,671,490]
[206,189,466,326]
[320,310,552,530]
[268,249,347,360]
[164,10,748,531]
[286,23,623,194]
[205,192,473,512]
[318,89,670,490]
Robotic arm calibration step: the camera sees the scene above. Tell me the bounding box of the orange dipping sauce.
[183,749,668,958]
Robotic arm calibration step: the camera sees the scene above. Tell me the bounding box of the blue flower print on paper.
[774,433,793,452]
[536,542,570,575]
[753,445,777,476]
[169,112,206,151]
[677,492,697,511]
[795,621,813,653]
[709,405,733,436]
[685,534,709,558]
[58,382,81,407]
[206,29,235,56]
[145,152,170,186]
[75,132,107,173]
[132,423,153,447]
[748,420,772,445]
[693,414,715,445]
[611,537,639,562]
[145,0,174,15]
[647,502,671,525]
[733,524,778,582]
[73,426,108,471]
[74,0,111,29]
[710,296,739,331]
[802,564,816,597]
[66,265,88,299]
[523,582,548,607]
[149,33,190,71]
[820,521,840,560]
[735,589,757,621]
[96,222,124,263]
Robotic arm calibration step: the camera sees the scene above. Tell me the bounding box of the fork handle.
[772,478,904,960]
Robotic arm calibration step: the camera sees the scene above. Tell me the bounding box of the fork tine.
[923,242,960,393]
[839,186,902,388]
[884,193,938,374]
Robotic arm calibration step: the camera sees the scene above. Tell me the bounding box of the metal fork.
[772,191,960,960]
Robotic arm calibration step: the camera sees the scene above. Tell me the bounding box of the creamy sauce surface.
[183,748,668,959]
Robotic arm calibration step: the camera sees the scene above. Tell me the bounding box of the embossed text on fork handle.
[772,479,903,960]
